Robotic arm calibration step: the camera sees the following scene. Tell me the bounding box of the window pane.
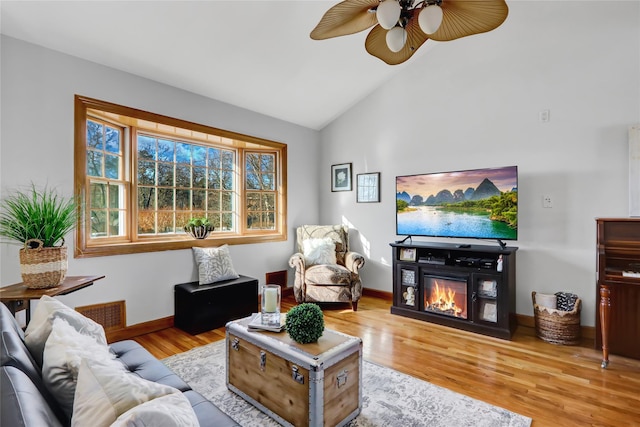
[109,211,120,236]
[157,163,174,186]
[138,161,156,185]
[261,173,274,191]
[208,148,221,168]
[157,139,174,162]
[247,192,260,211]
[87,121,103,150]
[221,151,234,170]
[208,170,221,189]
[175,165,190,187]
[221,213,233,231]
[262,193,275,211]
[193,145,206,166]
[87,151,103,177]
[193,166,206,188]
[262,212,275,229]
[176,142,191,164]
[247,213,260,229]
[108,184,121,209]
[192,189,206,210]
[138,135,156,160]
[175,189,190,210]
[221,192,232,211]
[105,154,119,179]
[105,127,120,153]
[261,155,274,172]
[157,211,174,233]
[138,211,155,234]
[157,188,174,210]
[91,210,107,237]
[246,172,259,190]
[90,182,106,208]
[176,212,191,231]
[138,187,155,210]
[207,191,220,210]
[222,171,233,190]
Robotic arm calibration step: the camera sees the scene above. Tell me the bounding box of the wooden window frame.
[74,95,287,258]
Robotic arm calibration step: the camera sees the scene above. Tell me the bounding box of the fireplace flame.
[427,280,464,317]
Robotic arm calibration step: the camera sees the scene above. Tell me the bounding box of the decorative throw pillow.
[71,358,179,427]
[42,317,122,419]
[24,295,107,367]
[192,245,240,285]
[111,392,199,427]
[302,237,337,266]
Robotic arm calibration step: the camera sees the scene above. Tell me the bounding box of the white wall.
[0,36,320,325]
[319,1,640,326]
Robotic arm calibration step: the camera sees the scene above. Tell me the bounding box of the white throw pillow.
[111,392,199,427]
[192,245,240,285]
[72,359,179,427]
[24,295,107,367]
[302,237,337,266]
[42,317,122,419]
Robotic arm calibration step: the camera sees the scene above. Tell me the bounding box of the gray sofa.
[0,302,238,427]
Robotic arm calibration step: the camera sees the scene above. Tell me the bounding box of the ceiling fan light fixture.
[418,4,443,35]
[377,0,402,30]
[386,26,407,52]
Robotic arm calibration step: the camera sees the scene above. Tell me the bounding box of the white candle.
[264,287,278,312]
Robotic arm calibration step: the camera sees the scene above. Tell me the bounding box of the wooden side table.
[0,275,105,324]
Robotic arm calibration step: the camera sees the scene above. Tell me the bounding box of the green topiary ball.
[286,303,325,344]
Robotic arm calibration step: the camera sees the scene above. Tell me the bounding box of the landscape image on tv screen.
[396,166,518,240]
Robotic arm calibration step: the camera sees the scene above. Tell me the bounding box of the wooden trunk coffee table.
[226,316,362,427]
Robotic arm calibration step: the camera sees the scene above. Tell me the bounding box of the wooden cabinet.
[390,242,517,340]
[595,218,640,367]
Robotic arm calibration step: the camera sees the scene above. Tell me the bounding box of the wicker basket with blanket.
[532,291,581,345]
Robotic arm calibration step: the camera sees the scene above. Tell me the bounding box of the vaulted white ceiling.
[1,1,429,130]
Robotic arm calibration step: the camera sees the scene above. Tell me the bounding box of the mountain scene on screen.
[396,168,518,239]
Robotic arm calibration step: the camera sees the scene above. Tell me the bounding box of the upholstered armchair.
[288,225,365,311]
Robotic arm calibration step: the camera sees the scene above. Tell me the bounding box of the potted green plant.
[184,217,214,239]
[0,183,77,289]
[286,303,325,344]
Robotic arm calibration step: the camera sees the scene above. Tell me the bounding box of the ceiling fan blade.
[310,0,380,40]
[430,0,509,42]
[365,17,430,65]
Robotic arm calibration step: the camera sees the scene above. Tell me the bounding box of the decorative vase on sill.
[184,217,214,239]
[0,183,77,289]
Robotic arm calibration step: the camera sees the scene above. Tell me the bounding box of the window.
[74,95,287,257]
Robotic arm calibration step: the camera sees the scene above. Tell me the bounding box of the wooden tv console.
[390,241,517,340]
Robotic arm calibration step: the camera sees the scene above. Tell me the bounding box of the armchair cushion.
[302,237,336,266]
[305,264,352,286]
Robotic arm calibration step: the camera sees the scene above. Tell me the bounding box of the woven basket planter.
[532,291,581,345]
[19,239,68,289]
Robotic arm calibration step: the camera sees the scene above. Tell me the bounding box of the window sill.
[74,233,286,258]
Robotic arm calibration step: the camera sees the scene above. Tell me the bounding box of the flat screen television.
[396,166,518,243]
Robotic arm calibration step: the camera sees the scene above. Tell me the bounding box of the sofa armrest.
[344,251,365,273]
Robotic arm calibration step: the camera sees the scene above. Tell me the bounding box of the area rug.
[163,341,531,427]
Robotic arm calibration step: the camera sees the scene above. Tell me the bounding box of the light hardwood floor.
[133,294,640,427]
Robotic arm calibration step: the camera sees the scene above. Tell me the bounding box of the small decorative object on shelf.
[0,183,77,289]
[286,303,324,344]
[183,217,214,239]
[261,284,281,327]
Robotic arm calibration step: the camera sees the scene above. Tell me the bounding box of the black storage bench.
[174,275,258,335]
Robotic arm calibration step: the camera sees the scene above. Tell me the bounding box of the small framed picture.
[357,172,380,203]
[399,248,416,262]
[331,163,352,192]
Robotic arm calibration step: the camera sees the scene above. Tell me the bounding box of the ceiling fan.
[310,0,509,65]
